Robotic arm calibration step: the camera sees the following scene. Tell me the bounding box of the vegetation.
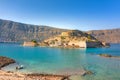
[87,35,92,39]
[31,40,39,46]
[61,36,65,40]
[50,40,55,44]
[31,40,37,43]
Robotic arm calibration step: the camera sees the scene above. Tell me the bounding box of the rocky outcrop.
[0,56,15,69]
[99,54,112,58]
[86,41,103,48]
[40,30,106,48]
[26,73,69,80]
[99,54,120,59]
[82,70,94,76]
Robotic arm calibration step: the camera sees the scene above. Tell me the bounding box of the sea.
[0,43,120,80]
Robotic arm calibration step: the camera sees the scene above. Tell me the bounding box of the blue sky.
[0,0,120,31]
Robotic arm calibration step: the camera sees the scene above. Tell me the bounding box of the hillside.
[40,30,107,48]
[0,19,67,42]
[87,28,120,43]
[0,19,120,43]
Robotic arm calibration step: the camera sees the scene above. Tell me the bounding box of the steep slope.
[0,19,67,42]
[87,28,120,43]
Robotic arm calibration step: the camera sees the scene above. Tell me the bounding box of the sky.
[0,0,120,31]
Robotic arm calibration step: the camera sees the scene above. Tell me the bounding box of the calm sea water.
[0,43,120,80]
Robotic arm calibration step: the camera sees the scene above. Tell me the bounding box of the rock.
[82,70,94,76]
[85,71,93,75]
[102,42,110,47]
[0,56,15,69]
[99,54,112,58]
[26,73,70,80]
[99,54,120,59]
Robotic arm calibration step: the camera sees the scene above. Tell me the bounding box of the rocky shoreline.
[98,54,120,59]
[0,56,94,80]
[0,56,15,69]
[0,70,70,80]
[0,56,70,80]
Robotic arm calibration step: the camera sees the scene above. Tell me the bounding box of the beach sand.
[0,70,69,80]
[0,56,69,80]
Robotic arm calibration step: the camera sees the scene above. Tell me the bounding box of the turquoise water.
[0,43,120,80]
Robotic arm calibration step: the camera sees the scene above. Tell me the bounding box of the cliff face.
[87,28,120,43]
[0,19,67,42]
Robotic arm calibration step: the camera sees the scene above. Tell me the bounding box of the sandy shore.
[0,56,93,80]
[0,56,69,80]
[0,70,69,80]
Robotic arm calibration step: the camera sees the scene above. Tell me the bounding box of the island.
[24,30,110,48]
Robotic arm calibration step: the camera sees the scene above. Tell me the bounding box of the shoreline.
[0,56,70,80]
[0,70,70,80]
[0,56,93,80]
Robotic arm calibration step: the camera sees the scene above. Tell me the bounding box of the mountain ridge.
[0,19,119,43]
[87,28,120,43]
[0,19,67,42]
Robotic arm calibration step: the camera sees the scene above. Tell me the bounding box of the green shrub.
[31,40,37,43]
[61,36,65,40]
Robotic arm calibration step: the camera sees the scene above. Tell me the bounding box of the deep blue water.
[0,43,120,80]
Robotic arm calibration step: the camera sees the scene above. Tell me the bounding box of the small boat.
[16,65,24,70]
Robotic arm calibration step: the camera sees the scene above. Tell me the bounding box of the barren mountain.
[87,29,120,43]
[0,19,120,43]
[0,19,67,42]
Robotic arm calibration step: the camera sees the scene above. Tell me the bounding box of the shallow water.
[0,43,120,80]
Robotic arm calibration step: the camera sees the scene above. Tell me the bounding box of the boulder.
[82,70,94,76]
[0,56,15,69]
[99,54,112,58]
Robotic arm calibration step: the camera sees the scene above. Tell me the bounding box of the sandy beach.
[0,70,70,80]
[0,56,70,80]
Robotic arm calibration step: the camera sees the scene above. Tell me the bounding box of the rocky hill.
[87,28,120,43]
[0,19,120,43]
[0,19,67,42]
[40,30,107,48]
